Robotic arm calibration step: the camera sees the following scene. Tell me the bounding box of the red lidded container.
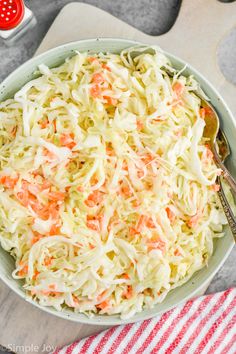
[0,0,25,31]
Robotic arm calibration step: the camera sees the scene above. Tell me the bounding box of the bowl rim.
[0,37,235,325]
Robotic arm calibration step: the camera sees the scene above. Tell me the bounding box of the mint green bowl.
[0,39,235,325]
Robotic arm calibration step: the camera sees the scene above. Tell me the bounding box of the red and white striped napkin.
[54,288,236,354]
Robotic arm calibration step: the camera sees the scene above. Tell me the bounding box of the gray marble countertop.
[0,0,235,352]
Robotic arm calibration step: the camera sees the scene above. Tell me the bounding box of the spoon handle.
[217,177,236,242]
[213,144,236,194]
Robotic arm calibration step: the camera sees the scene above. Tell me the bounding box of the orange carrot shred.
[211,184,220,192]
[103,96,118,106]
[102,63,111,71]
[92,73,105,84]
[90,84,102,98]
[137,120,144,131]
[18,264,28,277]
[146,217,156,228]
[123,285,133,299]
[33,270,40,281]
[0,175,18,189]
[122,273,130,280]
[85,190,103,207]
[96,300,110,310]
[49,224,60,236]
[48,191,65,202]
[136,215,148,232]
[60,133,76,149]
[166,207,176,224]
[44,256,53,266]
[172,82,184,97]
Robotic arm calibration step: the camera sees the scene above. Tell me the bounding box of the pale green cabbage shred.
[0,46,228,319]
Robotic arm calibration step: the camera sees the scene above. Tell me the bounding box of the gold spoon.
[202,99,236,192]
[201,99,236,240]
[162,68,236,238]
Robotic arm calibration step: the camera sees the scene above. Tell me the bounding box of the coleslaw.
[0,46,228,319]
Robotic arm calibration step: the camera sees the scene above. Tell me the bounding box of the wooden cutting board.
[1,1,235,353]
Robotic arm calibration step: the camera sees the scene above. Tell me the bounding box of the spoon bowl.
[198,97,236,192]
[217,129,230,163]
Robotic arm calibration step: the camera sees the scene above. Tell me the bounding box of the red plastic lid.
[0,0,25,30]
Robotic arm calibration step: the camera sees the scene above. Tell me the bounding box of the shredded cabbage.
[0,46,228,319]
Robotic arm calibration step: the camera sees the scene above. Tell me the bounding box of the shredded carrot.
[18,264,28,277]
[200,106,214,119]
[41,180,51,189]
[89,243,95,249]
[141,153,154,164]
[48,191,66,202]
[187,210,202,228]
[28,184,43,196]
[88,57,99,64]
[123,285,133,299]
[39,118,49,129]
[49,202,60,219]
[91,175,99,186]
[137,120,144,131]
[86,215,100,232]
[16,191,29,207]
[49,284,56,290]
[137,170,144,178]
[136,215,148,232]
[92,73,105,84]
[43,148,56,161]
[129,227,140,237]
[153,117,162,122]
[120,185,132,197]
[44,256,53,266]
[103,96,118,106]
[132,200,141,208]
[122,273,130,280]
[102,63,111,71]
[122,162,128,171]
[77,186,84,192]
[90,84,102,98]
[53,119,57,133]
[146,217,156,228]
[85,190,103,207]
[174,249,181,256]
[205,145,214,160]
[41,290,61,296]
[49,224,60,235]
[11,126,17,136]
[31,202,49,220]
[0,175,18,189]
[97,290,108,302]
[147,239,166,252]
[172,82,184,98]
[106,147,115,156]
[32,270,40,281]
[72,294,79,305]
[96,299,110,310]
[211,184,220,192]
[60,133,76,149]
[166,207,176,224]
[32,232,43,244]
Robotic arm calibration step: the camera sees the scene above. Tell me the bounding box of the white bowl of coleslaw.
[0,38,235,325]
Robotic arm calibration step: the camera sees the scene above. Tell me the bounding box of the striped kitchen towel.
[54,288,236,354]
